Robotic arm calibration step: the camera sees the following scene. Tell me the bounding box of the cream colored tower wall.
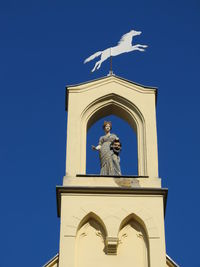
[58,187,167,267]
[42,75,178,267]
[65,76,158,178]
[76,218,148,267]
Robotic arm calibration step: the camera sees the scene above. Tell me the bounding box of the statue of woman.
[92,121,122,176]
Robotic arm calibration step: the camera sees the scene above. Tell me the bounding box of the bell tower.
[56,75,169,267]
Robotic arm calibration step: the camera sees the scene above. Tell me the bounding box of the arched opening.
[86,115,138,175]
[80,93,147,176]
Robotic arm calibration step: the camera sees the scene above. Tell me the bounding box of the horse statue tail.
[84,51,102,63]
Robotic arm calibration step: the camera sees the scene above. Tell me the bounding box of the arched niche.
[119,213,149,238]
[118,215,150,267]
[81,93,147,176]
[75,214,107,267]
[76,212,108,236]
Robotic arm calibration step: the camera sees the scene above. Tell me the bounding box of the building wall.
[58,187,166,267]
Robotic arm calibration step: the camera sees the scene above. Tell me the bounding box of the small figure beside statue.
[92,121,122,176]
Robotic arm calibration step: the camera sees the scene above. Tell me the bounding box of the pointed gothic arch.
[81,93,147,176]
[76,212,108,236]
[118,216,150,267]
[75,213,107,267]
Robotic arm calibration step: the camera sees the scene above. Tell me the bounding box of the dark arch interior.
[86,115,138,175]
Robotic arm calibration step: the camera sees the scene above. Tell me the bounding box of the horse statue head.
[130,30,142,36]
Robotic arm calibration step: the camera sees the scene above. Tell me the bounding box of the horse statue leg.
[92,61,100,72]
[91,60,102,72]
[131,44,148,52]
[96,61,102,70]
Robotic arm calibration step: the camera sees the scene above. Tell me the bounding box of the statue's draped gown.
[98,133,121,176]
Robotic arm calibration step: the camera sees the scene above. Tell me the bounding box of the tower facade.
[43,75,178,267]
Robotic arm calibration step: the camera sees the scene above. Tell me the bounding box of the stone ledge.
[63,175,161,189]
[76,174,149,178]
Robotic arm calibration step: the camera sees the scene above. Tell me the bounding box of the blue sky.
[0,0,200,266]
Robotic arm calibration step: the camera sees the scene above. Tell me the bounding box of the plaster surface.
[57,182,167,267]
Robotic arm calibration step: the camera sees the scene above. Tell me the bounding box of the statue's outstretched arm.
[92,145,101,150]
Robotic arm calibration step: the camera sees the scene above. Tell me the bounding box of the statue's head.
[103,121,112,132]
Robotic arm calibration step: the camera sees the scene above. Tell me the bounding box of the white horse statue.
[84,29,147,72]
